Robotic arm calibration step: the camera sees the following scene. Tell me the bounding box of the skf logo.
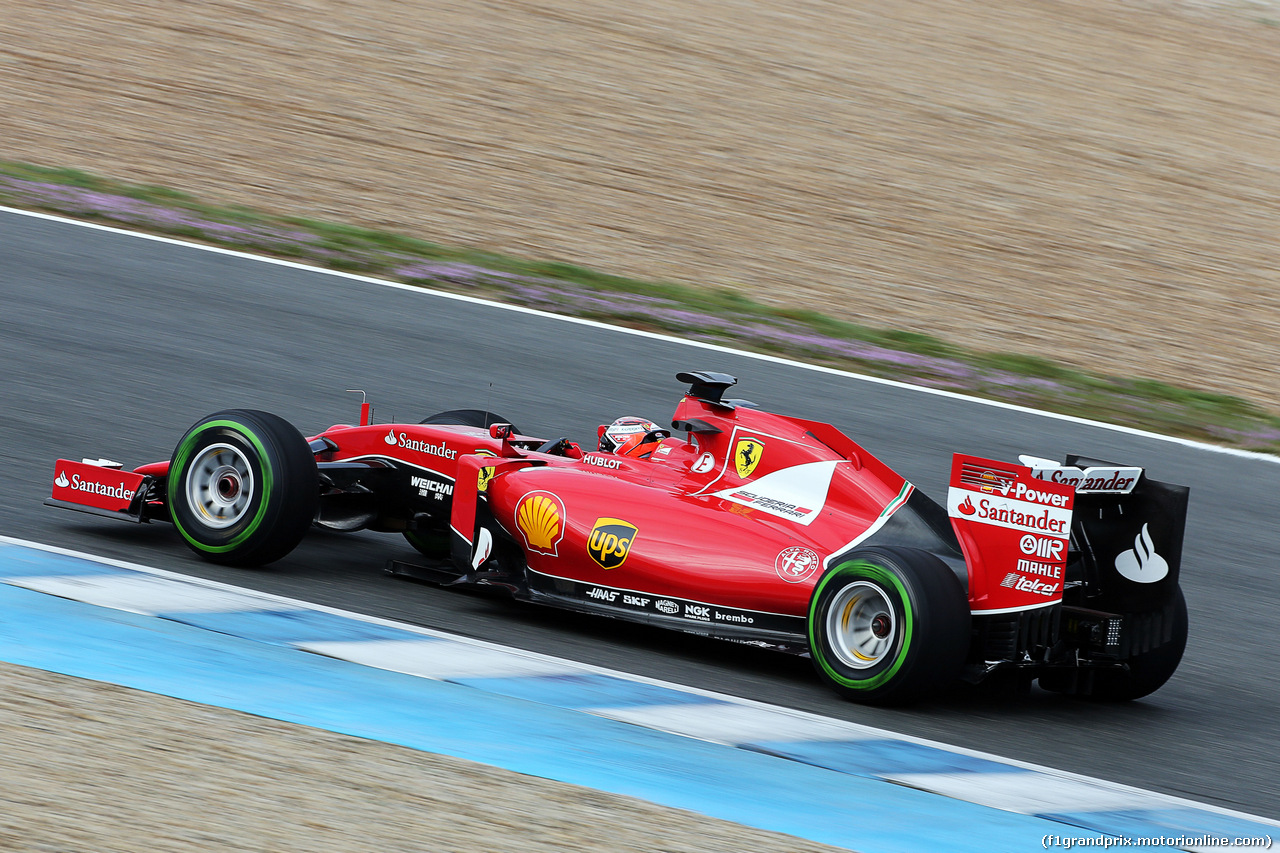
[587,517,638,569]
[477,466,496,492]
[514,491,566,556]
[734,438,764,479]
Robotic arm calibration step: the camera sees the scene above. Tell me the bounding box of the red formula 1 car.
[46,371,1190,704]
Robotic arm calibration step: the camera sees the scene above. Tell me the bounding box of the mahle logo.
[734,438,764,478]
[588,517,638,570]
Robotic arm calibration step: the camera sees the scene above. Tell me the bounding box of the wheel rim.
[827,581,897,669]
[186,443,255,529]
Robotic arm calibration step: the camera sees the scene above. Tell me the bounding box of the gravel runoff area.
[3,1,1280,409]
[0,661,845,853]
[1,2,1276,847]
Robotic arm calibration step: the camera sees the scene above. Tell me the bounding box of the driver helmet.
[598,416,670,459]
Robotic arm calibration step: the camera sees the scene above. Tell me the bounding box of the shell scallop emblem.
[514,491,567,556]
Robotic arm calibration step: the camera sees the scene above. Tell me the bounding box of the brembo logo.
[385,429,458,460]
[55,471,136,500]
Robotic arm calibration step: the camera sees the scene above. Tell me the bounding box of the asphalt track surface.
[2,208,1277,819]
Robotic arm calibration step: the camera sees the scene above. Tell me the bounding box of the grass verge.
[4,158,1278,454]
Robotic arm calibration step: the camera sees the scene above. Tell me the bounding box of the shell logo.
[514,491,567,556]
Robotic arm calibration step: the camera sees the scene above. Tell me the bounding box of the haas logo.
[1114,524,1169,584]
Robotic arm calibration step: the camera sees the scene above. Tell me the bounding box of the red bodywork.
[42,373,1191,697]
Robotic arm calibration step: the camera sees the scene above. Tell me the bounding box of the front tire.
[168,409,318,566]
[808,546,970,705]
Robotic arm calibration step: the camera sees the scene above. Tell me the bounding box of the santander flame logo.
[384,429,398,446]
[1114,524,1169,584]
[957,495,976,516]
[54,471,70,488]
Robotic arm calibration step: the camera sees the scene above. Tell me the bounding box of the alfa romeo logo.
[775,546,820,583]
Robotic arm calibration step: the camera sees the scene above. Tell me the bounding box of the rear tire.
[419,409,520,434]
[808,546,970,705]
[1056,586,1188,702]
[168,409,318,566]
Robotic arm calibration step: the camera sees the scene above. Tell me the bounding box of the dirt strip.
[3,1,1280,408]
[0,661,845,853]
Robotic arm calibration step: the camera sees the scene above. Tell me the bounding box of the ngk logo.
[1019,534,1064,561]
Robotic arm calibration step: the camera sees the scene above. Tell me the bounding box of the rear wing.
[947,454,1074,614]
[947,453,1189,615]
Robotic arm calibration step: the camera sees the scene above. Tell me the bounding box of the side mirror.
[489,423,514,440]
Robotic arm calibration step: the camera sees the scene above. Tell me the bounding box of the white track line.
[4,204,1277,464]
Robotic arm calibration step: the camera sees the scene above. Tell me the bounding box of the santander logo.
[957,495,976,515]
[384,429,458,460]
[56,472,136,500]
[1114,524,1169,583]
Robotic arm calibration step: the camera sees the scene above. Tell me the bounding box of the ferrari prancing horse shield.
[734,438,764,478]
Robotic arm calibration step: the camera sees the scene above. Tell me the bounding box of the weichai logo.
[587,517,638,569]
[514,491,566,556]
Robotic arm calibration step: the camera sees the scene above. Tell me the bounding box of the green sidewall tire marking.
[808,559,915,692]
[170,419,275,554]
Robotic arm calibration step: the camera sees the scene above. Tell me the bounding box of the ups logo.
[588,518,638,570]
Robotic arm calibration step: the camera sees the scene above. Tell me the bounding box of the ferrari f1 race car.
[46,372,1190,705]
